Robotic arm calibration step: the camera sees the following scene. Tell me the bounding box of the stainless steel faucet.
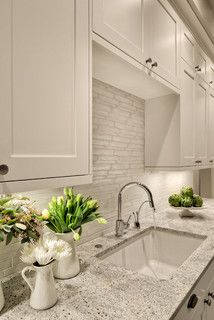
[116,182,156,237]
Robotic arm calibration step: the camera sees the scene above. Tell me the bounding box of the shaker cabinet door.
[143,0,180,88]
[208,90,214,165]
[93,0,144,63]
[0,0,90,183]
[195,77,208,166]
[180,61,196,166]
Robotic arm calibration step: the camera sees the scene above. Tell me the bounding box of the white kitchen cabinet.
[195,76,208,166]
[173,259,214,320]
[93,0,144,63]
[207,60,214,88]
[181,23,196,69]
[0,0,91,192]
[180,61,196,166]
[194,45,208,82]
[208,89,214,165]
[143,0,180,88]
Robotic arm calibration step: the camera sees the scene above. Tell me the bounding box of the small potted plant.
[38,188,107,279]
[21,233,71,310]
[0,195,42,312]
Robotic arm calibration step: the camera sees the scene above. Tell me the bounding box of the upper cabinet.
[208,89,214,165]
[143,0,180,88]
[0,0,91,192]
[93,0,144,63]
[93,0,180,89]
[194,45,208,82]
[181,23,196,69]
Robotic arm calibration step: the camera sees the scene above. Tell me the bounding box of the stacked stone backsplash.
[0,79,194,277]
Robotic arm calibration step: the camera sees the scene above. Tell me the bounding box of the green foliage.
[180,196,193,207]
[39,188,107,239]
[180,186,194,198]
[0,195,41,244]
[193,194,203,207]
[168,194,181,207]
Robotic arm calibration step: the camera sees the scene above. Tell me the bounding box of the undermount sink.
[99,227,205,280]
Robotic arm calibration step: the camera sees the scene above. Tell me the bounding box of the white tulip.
[20,243,36,265]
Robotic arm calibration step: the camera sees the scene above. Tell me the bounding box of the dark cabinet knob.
[210,81,213,84]
[209,160,214,163]
[195,160,202,164]
[0,164,9,175]
[151,62,158,68]
[146,58,152,64]
[204,299,212,306]
[195,65,201,72]
[187,294,198,309]
[208,292,214,299]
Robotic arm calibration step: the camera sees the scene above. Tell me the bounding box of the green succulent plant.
[168,194,181,207]
[38,188,107,240]
[193,194,203,207]
[180,196,193,207]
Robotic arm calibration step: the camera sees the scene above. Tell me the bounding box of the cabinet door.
[207,60,214,88]
[208,90,214,165]
[180,61,196,166]
[0,0,90,183]
[195,45,208,82]
[144,0,180,88]
[195,77,208,166]
[181,23,196,69]
[93,0,144,63]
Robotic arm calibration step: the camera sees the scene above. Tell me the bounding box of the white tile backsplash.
[0,79,193,277]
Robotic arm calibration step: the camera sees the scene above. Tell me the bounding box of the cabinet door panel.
[180,61,196,166]
[181,24,195,69]
[0,0,90,182]
[195,78,208,165]
[195,46,208,81]
[93,0,144,63]
[144,0,180,88]
[208,91,214,164]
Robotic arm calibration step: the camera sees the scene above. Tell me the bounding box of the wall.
[0,79,194,278]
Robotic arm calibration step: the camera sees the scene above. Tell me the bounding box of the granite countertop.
[1,200,214,320]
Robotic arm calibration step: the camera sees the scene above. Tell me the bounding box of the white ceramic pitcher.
[22,262,57,310]
[53,232,80,279]
[0,282,4,312]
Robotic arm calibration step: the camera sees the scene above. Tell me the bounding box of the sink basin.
[100,227,205,279]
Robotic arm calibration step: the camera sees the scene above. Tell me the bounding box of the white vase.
[53,232,80,279]
[0,282,4,312]
[21,262,57,310]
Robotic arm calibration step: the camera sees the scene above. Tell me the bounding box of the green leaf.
[6,232,13,245]
[2,225,12,232]
[0,230,4,242]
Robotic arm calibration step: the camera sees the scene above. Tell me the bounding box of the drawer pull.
[209,160,214,163]
[0,164,9,175]
[204,299,212,306]
[187,294,198,309]
[195,160,202,164]
[208,292,214,299]
[151,61,158,68]
[145,58,152,64]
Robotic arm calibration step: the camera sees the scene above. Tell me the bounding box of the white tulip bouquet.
[21,233,72,266]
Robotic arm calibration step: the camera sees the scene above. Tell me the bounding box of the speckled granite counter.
[1,200,214,320]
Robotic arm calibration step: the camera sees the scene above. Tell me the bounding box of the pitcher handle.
[21,266,35,291]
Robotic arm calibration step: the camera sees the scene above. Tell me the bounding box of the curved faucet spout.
[116,182,156,237]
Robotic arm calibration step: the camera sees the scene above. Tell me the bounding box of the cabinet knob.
[204,299,212,306]
[0,164,9,175]
[187,294,198,309]
[151,62,158,68]
[146,58,152,64]
[195,160,202,164]
[208,292,214,299]
[210,81,213,84]
[209,160,214,163]
[195,65,201,72]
